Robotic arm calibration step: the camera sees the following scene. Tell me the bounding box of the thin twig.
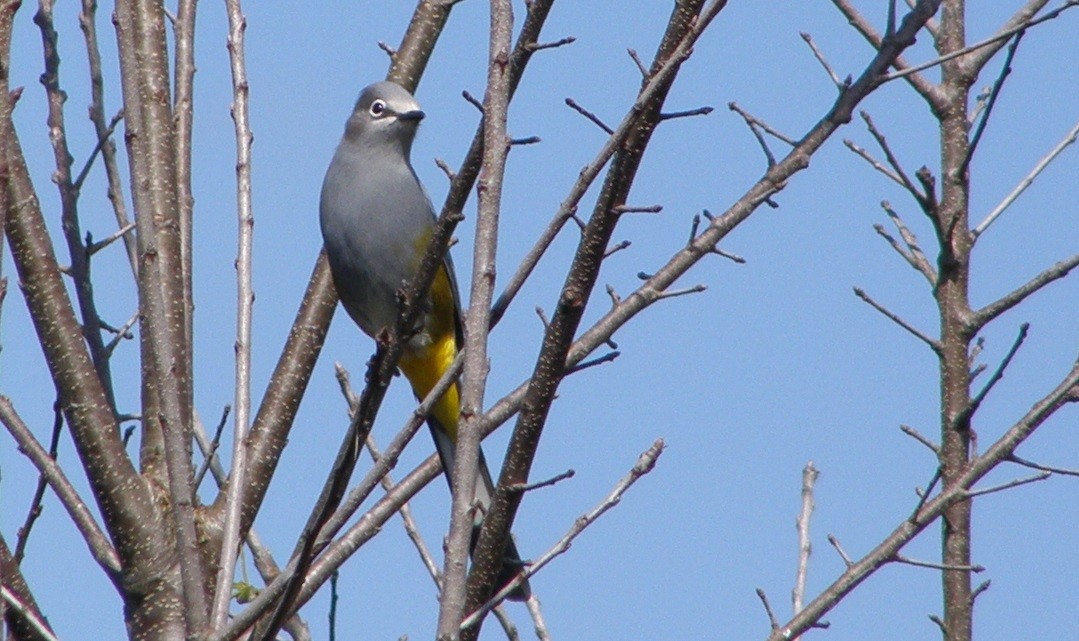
[961,323,1029,425]
[0,397,121,575]
[460,439,665,629]
[564,97,613,134]
[792,461,818,634]
[728,102,783,167]
[830,0,944,110]
[727,102,797,146]
[627,48,648,78]
[880,202,936,284]
[508,469,575,493]
[894,555,985,573]
[900,424,939,453]
[971,579,991,603]
[826,534,853,567]
[193,406,232,489]
[658,105,713,121]
[883,1,1079,83]
[13,399,64,563]
[1008,454,1079,477]
[79,0,138,276]
[526,35,575,51]
[211,0,258,627]
[845,139,907,187]
[911,468,941,521]
[1,585,58,641]
[462,89,485,114]
[564,351,619,375]
[859,111,927,206]
[800,32,846,90]
[756,588,780,630]
[525,595,552,641]
[964,471,1051,498]
[971,254,1079,329]
[960,30,1025,175]
[71,108,123,192]
[86,222,136,255]
[853,287,940,352]
[102,311,139,357]
[974,117,1079,237]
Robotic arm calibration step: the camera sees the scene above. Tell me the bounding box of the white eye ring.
[369,99,387,117]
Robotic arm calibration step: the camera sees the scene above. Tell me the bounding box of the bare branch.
[507,469,575,493]
[971,254,1079,329]
[1009,454,1079,477]
[885,0,1077,83]
[0,585,58,641]
[627,48,648,78]
[911,468,941,521]
[0,397,120,576]
[894,555,985,573]
[211,0,258,627]
[766,354,1079,641]
[974,116,1079,238]
[826,534,853,567]
[603,239,631,258]
[102,311,139,357]
[193,405,231,490]
[525,35,575,51]
[14,399,64,563]
[792,461,818,629]
[904,0,940,36]
[525,596,552,641]
[880,201,936,284]
[655,283,707,300]
[462,88,485,114]
[728,102,797,146]
[901,424,940,454]
[564,97,613,134]
[845,139,908,187]
[800,32,847,91]
[613,203,662,214]
[756,588,780,630]
[658,105,714,121]
[440,0,516,629]
[964,471,1051,498]
[460,440,665,629]
[853,287,941,352]
[859,111,927,206]
[564,350,620,375]
[830,0,944,110]
[86,222,136,255]
[971,579,991,603]
[509,135,541,146]
[961,323,1029,425]
[71,108,123,192]
[960,30,1025,175]
[78,0,137,276]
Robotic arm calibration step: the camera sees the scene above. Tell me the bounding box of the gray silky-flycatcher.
[320,81,529,601]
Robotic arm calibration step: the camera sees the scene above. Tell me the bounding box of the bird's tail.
[398,337,530,601]
[428,420,532,602]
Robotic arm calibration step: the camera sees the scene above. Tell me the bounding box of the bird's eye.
[369,100,387,117]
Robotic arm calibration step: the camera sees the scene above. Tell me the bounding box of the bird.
[319,80,529,601]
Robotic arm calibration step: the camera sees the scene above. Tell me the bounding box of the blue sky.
[2,1,1078,639]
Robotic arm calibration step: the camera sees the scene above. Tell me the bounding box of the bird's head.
[344,81,426,156]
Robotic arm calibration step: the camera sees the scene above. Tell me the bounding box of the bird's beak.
[397,108,426,122]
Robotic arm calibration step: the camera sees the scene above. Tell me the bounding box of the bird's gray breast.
[320,142,437,338]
